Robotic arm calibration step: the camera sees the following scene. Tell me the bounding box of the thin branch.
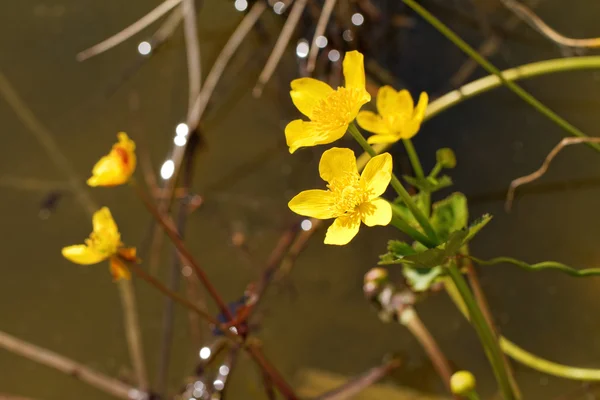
[400,308,456,397]
[0,175,70,192]
[182,0,202,111]
[306,0,337,73]
[505,137,600,211]
[0,395,40,400]
[501,0,600,49]
[188,0,267,128]
[132,181,235,322]
[245,341,299,400]
[0,330,142,400]
[117,280,149,390]
[311,357,401,400]
[76,0,183,61]
[253,0,308,97]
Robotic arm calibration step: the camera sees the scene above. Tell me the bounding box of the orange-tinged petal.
[110,257,131,281]
[356,111,391,135]
[324,214,361,245]
[62,245,108,265]
[360,198,392,227]
[290,78,333,119]
[318,147,358,184]
[118,247,138,262]
[285,120,346,153]
[361,152,393,198]
[343,51,366,92]
[377,87,413,120]
[366,134,401,144]
[88,133,136,187]
[288,189,336,219]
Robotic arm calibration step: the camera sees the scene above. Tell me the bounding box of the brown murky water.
[2,1,600,399]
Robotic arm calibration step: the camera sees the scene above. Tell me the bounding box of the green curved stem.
[446,264,515,400]
[389,205,437,248]
[357,56,600,169]
[402,0,599,152]
[402,139,425,180]
[469,256,600,277]
[347,122,439,244]
[445,278,600,381]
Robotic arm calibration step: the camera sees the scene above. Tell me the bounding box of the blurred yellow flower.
[285,51,371,153]
[357,86,428,144]
[288,147,392,245]
[87,132,136,187]
[62,207,136,280]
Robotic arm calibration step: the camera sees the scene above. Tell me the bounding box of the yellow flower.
[62,207,137,280]
[288,147,393,245]
[356,86,428,144]
[87,132,136,187]
[285,51,371,153]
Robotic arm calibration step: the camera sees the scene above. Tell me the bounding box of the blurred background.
[2,0,600,399]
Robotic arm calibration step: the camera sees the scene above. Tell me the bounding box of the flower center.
[328,172,371,216]
[86,230,120,256]
[114,147,130,167]
[311,88,364,134]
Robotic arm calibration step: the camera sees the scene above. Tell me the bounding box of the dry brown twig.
[501,0,600,49]
[76,0,183,61]
[253,0,308,97]
[306,0,337,73]
[0,330,142,400]
[506,137,600,211]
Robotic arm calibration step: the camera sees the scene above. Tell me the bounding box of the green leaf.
[403,265,444,292]
[401,248,447,268]
[391,193,428,228]
[436,148,457,169]
[388,240,417,256]
[443,230,468,255]
[430,192,468,241]
[403,175,453,193]
[463,214,493,245]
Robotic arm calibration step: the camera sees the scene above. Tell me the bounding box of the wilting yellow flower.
[288,147,393,245]
[285,51,371,153]
[356,86,428,144]
[87,132,136,187]
[62,207,136,280]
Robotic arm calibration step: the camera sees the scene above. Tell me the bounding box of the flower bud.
[450,370,476,395]
[436,148,456,169]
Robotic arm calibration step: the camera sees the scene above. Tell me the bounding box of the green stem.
[446,264,515,400]
[389,207,437,248]
[401,0,600,152]
[348,122,439,245]
[466,391,481,400]
[402,138,430,217]
[445,277,600,381]
[429,162,442,178]
[402,139,425,179]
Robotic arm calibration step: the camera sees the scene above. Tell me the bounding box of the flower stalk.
[347,122,438,244]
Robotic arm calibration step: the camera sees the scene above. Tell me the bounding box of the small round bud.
[450,370,476,395]
[364,267,388,285]
[436,148,456,169]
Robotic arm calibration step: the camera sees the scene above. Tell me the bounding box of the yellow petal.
[360,198,392,227]
[288,189,336,219]
[88,154,127,187]
[285,120,346,154]
[319,147,358,184]
[324,214,361,245]
[62,245,107,265]
[110,257,131,281]
[356,111,391,135]
[377,87,414,121]
[413,92,429,121]
[93,207,119,236]
[361,152,393,198]
[290,78,334,119]
[343,51,366,92]
[366,134,401,144]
